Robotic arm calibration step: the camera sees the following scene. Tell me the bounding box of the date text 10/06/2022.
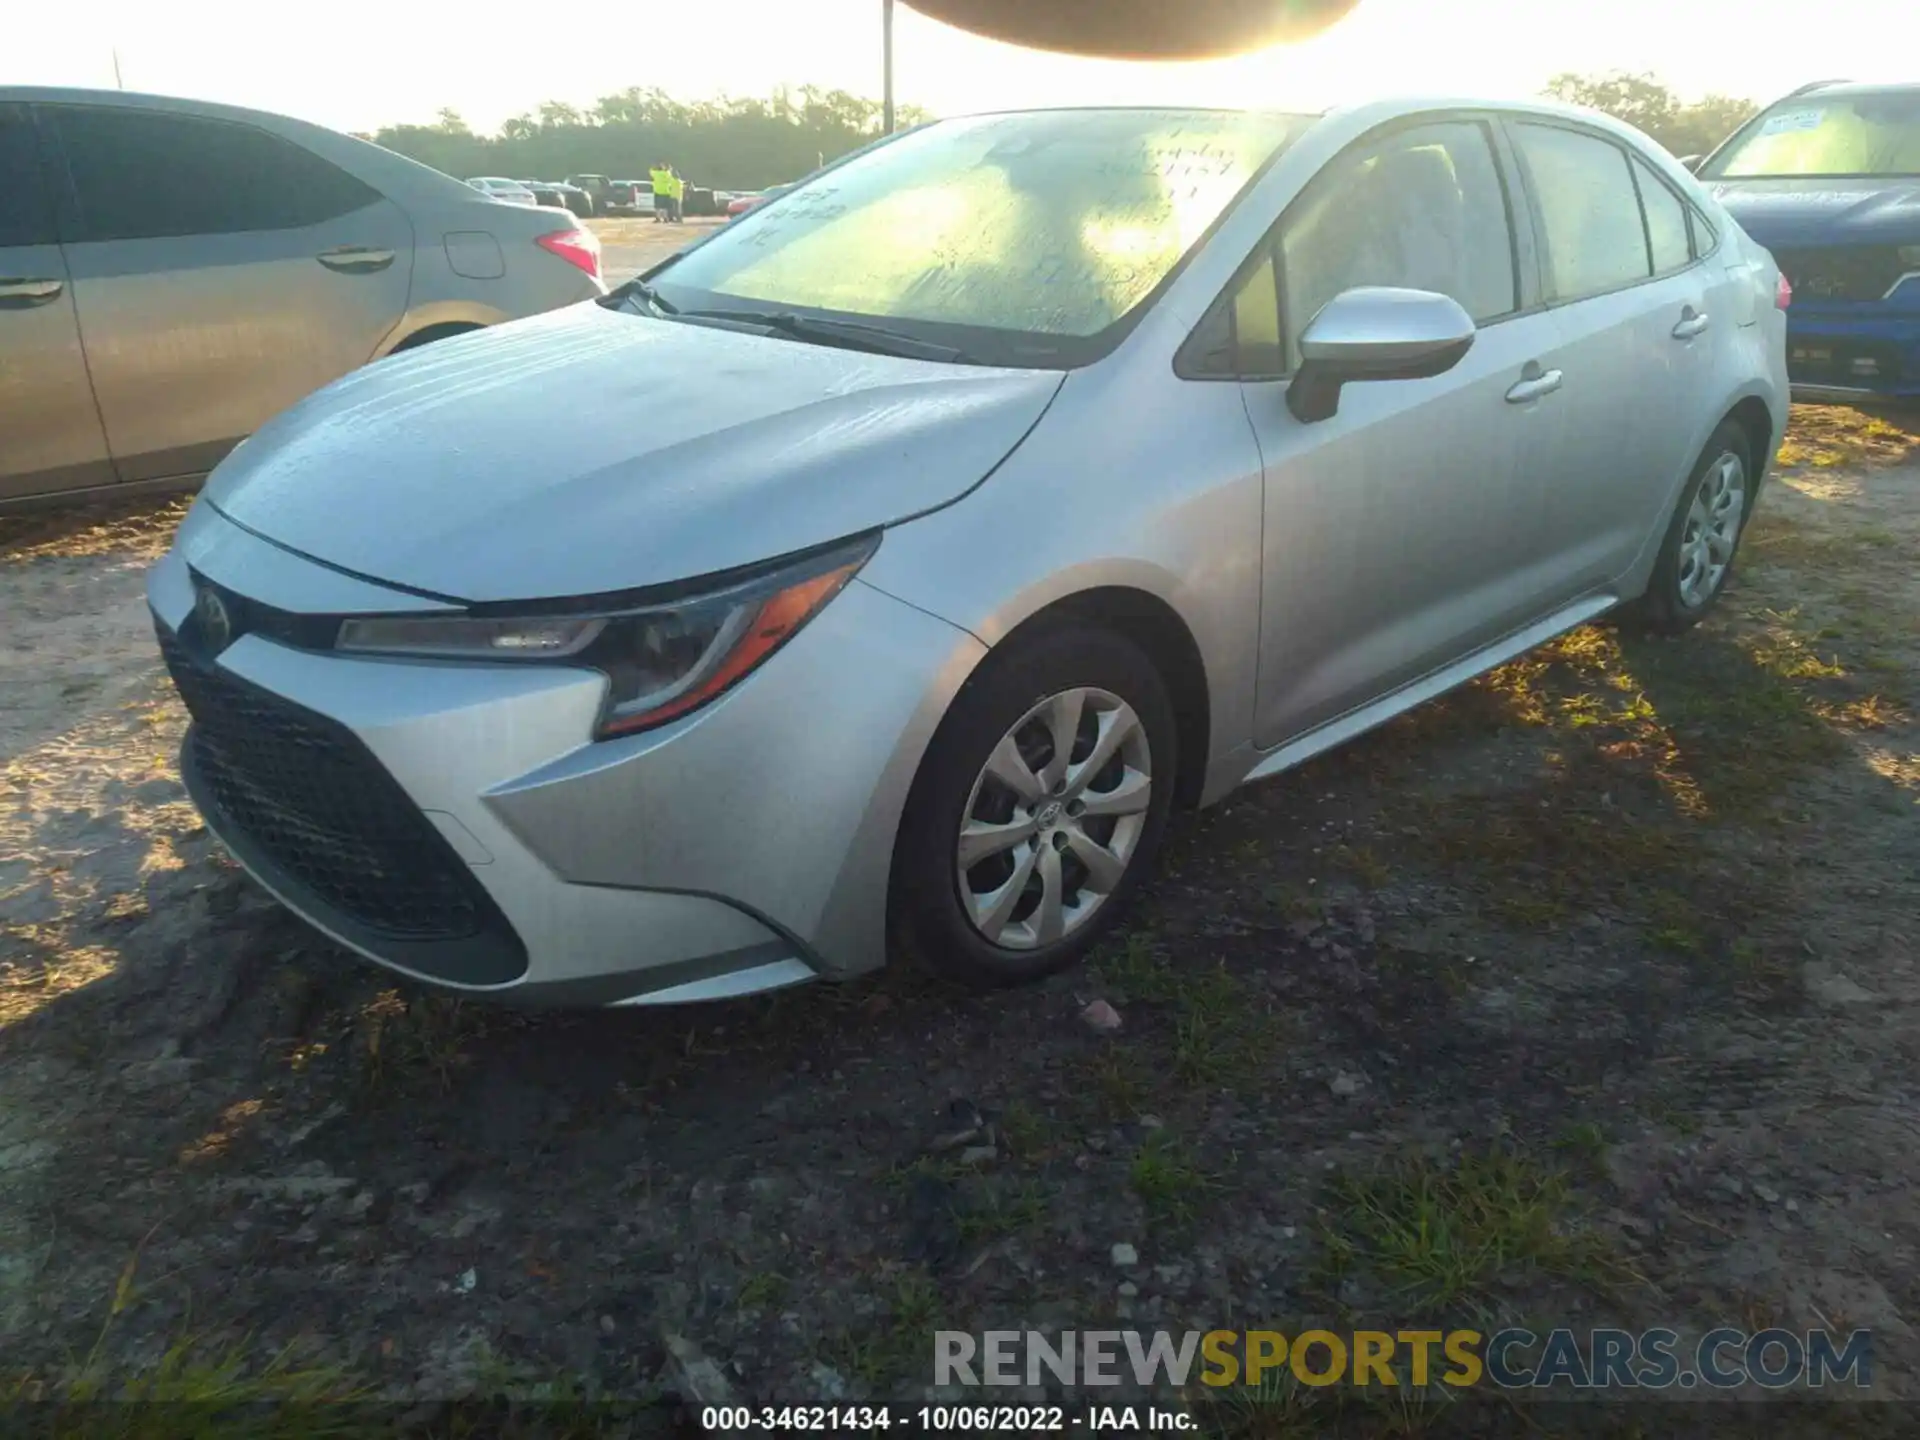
[701,1405,1194,1431]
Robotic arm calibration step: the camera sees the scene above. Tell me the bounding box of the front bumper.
[148,503,985,1005]
[1785,287,1920,402]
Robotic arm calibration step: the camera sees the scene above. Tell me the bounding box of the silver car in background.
[0,88,606,508]
[466,176,540,207]
[149,98,1787,1006]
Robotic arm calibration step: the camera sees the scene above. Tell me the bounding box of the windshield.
[1704,91,1920,179]
[649,107,1314,367]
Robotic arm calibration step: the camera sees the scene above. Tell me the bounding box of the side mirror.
[1678,155,1704,174]
[1286,287,1476,424]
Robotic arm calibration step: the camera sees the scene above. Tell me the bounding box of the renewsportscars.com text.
[935,1327,1873,1390]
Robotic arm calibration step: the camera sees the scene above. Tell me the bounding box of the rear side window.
[0,104,52,248]
[49,106,381,243]
[1513,123,1652,302]
[1632,155,1692,275]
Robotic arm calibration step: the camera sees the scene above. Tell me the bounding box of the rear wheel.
[1616,419,1752,633]
[890,625,1176,989]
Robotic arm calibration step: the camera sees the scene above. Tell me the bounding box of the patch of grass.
[1170,964,1275,1088]
[1098,930,1184,1004]
[1130,1134,1219,1225]
[997,1099,1057,1163]
[1552,1122,1611,1181]
[1075,1049,1148,1123]
[1317,1145,1634,1312]
[832,1271,945,1392]
[1775,404,1919,471]
[957,1179,1053,1244]
[736,1270,790,1312]
[1330,843,1392,890]
[14,1333,367,1438]
[351,988,488,1094]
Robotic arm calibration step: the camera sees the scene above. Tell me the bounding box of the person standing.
[667,166,686,224]
[649,162,673,223]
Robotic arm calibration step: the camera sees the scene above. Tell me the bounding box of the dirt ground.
[588,216,725,287]
[2,402,1918,1436]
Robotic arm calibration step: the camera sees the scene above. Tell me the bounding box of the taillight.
[1776,272,1792,309]
[536,227,601,281]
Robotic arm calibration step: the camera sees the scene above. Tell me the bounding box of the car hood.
[205,302,1063,604]
[1710,176,1920,249]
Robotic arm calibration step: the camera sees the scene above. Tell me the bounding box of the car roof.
[1777,79,1918,99]
[3,84,484,205]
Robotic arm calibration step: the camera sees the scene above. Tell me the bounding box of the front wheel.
[1617,420,1753,633]
[890,625,1177,990]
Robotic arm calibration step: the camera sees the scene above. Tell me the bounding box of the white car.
[466,176,539,206]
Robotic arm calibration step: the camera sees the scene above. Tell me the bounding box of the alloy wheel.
[954,687,1152,950]
[1676,450,1746,609]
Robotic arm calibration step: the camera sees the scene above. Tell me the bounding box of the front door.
[1238,116,1569,749]
[41,103,415,483]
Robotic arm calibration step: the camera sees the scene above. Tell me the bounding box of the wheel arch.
[960,584,1213,812]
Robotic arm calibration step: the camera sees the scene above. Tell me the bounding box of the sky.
[15,0,1919,137]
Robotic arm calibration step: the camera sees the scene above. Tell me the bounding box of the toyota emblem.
[196,584,234,654]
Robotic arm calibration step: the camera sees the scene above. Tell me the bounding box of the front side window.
[49,107,381,243]
[1702,91,1920,179]
[1278,119,1519,367]
[651,108,1314,366]
[1513,123,1652,303]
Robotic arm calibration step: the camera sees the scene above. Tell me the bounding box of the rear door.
[1504,121,1717,598]
[42,103,415,483]
[0,102,112,501]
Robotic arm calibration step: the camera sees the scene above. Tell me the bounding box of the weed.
[1131,1135,1218,1225]
[1319,1145,1633,1311]
[833,1271,945,1392]
[736,1271,790,1312]
[958,1179,1052,1243]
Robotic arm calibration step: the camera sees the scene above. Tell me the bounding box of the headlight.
[336,535,876,738]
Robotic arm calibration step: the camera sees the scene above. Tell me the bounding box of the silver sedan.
[1,88,605,509]
[147,98,1789,1005]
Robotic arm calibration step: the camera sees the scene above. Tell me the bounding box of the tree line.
[360,72,1759,191]
[362,87,934,191]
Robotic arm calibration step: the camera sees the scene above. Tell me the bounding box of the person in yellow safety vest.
[649,163,674,223]
[668,168,686,224]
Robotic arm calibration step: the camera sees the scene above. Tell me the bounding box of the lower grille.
[158,621,525,979]
[1774,246,1907,303]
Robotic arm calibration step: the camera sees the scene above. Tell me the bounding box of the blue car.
[1695,80,1920,407]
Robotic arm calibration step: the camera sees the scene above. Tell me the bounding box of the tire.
[889,624,1177,990]
[1616,419,1754,634]
[390,322,481,354]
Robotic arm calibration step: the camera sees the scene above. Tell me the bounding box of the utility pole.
[882,0,895,134]
[112,48,124,89]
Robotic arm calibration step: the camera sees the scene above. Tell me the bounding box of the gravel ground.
[1,404,1917,1436]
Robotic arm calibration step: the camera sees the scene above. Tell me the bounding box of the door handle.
[1672,309,1710,339]
[1505,367,1563,404]
[0,277,64,308]
[316,246,396,274]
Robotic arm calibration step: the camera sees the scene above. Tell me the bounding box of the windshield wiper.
[674,308,969,363]
[603,278,679,315]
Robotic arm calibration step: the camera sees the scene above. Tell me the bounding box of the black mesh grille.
[157,622,505,946]
[1774,246,1907,303]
